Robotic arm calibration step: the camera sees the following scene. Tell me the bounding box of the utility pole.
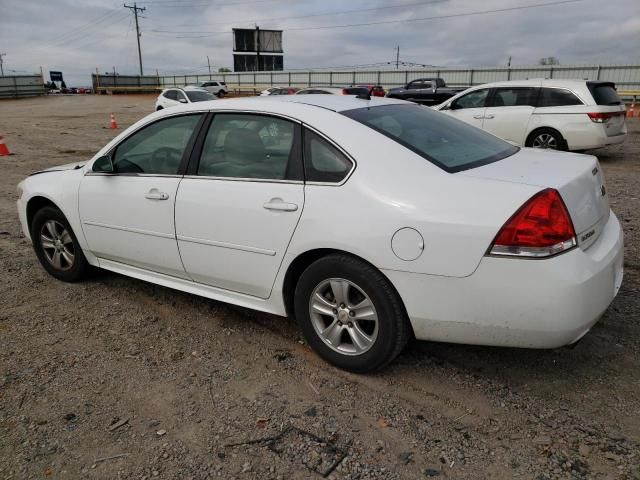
[124,3,146,75]
[507,56,512,67]
[0,53,6,76]
[395,46,400,70]
[255,25,261,72]
[207,55,212,76]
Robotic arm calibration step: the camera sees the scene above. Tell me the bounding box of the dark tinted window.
[451,89,489,109]
[342,104,518,173]
[538,88,582,107]
[198,114,299,180]
[588,83,621,105]
[408,80,424,90]
[490,87,538,107]
[113,115,201,174]
[164,90,177,100]
[304,130,353,183]
[186,90,214,102]
[175,90,187,102]
[343,87,369,96]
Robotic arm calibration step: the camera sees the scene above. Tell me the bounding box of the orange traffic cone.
[110,113,118,129]
[628,102,636,118]
[0,136,11,156]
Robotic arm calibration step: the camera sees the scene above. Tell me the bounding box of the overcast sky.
[1,0,639,85]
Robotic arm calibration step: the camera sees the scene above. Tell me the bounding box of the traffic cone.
[110,113,118,129]
[0,136,11,156]
[627,102,636,118]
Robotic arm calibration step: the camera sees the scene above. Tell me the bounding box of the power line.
[51,10,130,48]
[156,0,585,38]
[124,3,147,75]
[151,0,449,32]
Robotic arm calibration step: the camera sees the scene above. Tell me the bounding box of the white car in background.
[197,80,229,97]
[155,87,215,110]
[435,79,627,151]
[16,95,623,372]
[260,87,278,96]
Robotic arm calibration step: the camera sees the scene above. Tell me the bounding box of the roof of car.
[464,78,596,89]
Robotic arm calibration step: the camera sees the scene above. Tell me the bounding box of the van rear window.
[588,83,622,105]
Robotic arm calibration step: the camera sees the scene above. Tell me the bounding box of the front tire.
[31,206,89,282]
[217,90,225,98]
[294,254,411,373]
[526,128,566,150]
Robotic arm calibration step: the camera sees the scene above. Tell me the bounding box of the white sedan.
[16,95,623,372]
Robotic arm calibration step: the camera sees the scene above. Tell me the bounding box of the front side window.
[112,115,202,174]
[304,130,353,183]
[490,87,538,107]
[198,114,299,180]
[342,104,518,173]
[175,90,187,102]
[538,88,582,107]
[408,80,424,90]
[451,89,489,109]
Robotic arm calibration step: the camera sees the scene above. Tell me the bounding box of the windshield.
[342,104,518,172]
[186,90,215,102]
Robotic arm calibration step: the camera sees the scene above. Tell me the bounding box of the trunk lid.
[460,148,610,249]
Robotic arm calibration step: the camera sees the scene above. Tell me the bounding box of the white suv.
[436,79,627,151]
[197,81,228,97]
[155,87,215,110]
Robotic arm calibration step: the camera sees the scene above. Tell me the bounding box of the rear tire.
[156,106,163,111]
[217,90,225,98]
[31,206,89,282]
[526,128,566,150]
[294,254,411,373]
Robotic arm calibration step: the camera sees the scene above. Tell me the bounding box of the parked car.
[261,87,299,96]
[155,87,215,110]
[435,80,627,151]
[17,95,623,372]
[356,84,386,97]
[197,80,228,97]
[260,87,278,96]
[296,86,370,96]
[386,78,466,105]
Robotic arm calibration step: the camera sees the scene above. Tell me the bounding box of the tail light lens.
[587,111,623,123]
[341,88,348,95]
[489,189,576,258]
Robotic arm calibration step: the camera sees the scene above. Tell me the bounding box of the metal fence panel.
[0,75,45,99]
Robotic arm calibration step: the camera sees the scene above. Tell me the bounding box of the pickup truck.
[386,78,467,105]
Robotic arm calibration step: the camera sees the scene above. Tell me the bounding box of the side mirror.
[92,155,114,173]
[179,98,188,104]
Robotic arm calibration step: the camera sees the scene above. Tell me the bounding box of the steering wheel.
[151,147,183,174]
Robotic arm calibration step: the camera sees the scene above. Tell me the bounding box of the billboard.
[233,28,283,53]
[233,54,283,72]
[49,71,64,82]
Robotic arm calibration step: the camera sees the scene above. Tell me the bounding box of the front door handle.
[484,114,495,119]
[473,114,484,119]
[263,198,298,212]
[145,189,169,200]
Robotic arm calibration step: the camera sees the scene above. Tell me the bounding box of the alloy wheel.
[40,220,75,271]
[531,133,559,149]
[308,278,379,356]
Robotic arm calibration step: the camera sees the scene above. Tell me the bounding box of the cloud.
[1,0,638,85]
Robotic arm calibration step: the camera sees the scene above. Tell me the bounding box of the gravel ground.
[0,95,639,480]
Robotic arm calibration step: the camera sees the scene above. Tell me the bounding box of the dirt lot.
[0,95,639,480]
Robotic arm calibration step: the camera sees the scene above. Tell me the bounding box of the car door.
[79,113,204,278]
[175,112,304,298]
[482,87,539,145]
[442,88,490,129]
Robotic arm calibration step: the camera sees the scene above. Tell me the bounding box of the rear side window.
[538,88,582,107]
[164,90,177,100]
[588,83,622,105]
[490,87,538,107]
[304,130,353,183]
[343,104,518,173]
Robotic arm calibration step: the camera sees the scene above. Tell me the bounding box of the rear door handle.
[484,114,495,119]
[263,198,298,212]
[145,189,169,200]
[473,114,484,119]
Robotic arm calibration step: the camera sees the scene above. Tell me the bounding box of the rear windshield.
[343,87,370,96]
[342,104,518,173]
[186,90,214,102]
[588,83,622,105]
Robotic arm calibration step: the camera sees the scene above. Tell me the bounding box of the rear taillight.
[341,88,348,95]
[489,189,576,258]
[587,111,623,123]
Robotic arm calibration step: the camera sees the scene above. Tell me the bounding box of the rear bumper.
[563,122,627,150]
[384,211,624,348]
